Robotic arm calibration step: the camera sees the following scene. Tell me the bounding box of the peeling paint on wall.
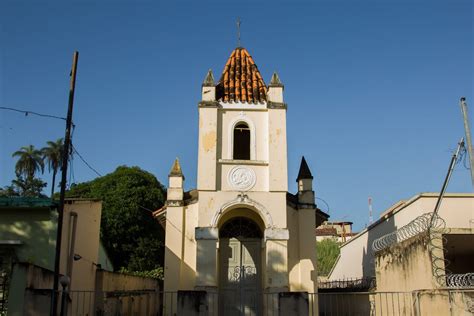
[202,131,217,152]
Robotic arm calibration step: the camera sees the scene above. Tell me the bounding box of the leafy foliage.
[41,138,64,197]
[118,267,164,280]
[0,185,19,197]
[65,166,166,272]
[1,176,47,197]
[317,239,341,276]
[5,144,47,198]
[12,145,44,179]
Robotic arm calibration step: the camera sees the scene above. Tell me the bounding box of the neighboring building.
[315,221,357,243]
[160,47,327,314]
[0,197,110,314]
[328,193,474,281]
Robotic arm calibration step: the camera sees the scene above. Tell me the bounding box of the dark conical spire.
[296,156,313,182]
[269,71,283,87]
[203,69,215,86]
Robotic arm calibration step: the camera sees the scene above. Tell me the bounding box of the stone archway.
[210,194,274,230]
[218,215,263,316]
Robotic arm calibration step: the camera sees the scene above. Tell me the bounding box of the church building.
[160,47,327,315]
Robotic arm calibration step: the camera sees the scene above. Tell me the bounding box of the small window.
[233,123,250,160]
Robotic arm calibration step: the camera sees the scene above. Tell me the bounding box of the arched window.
[233,122,250,160]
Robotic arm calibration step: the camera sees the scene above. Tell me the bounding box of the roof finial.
[169,157,184,178]
[203,69,214,86]
[237,18,241,47]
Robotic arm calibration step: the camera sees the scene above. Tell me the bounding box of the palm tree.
[42,138,64,197]
[12,145,44,180]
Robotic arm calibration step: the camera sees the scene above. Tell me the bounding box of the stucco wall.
[97,270,159,291]
[7,263,55,316]
[0,207,57,270]
[375,232,435,292]
[62,199,102,291]
[329,194,474,281]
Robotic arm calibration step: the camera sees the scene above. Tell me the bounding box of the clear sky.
[1,0,472,231]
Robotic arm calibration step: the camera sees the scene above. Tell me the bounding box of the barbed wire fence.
[372,139,473,288]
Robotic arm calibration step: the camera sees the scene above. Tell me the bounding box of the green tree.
[317,239,341,276]
[12,145,45,179]
[65,166,166,272]
[0,185,19,197]
[11,176,47,197]
[42,138,64,197]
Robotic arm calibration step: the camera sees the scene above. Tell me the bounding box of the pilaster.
[265,231,290,292]
[195,227,218,287]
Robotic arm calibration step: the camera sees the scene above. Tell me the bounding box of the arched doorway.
[218,216,263,316]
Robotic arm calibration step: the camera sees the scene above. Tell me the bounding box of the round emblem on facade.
[228,166,256,191]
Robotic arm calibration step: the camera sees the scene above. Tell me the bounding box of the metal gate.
[219,238,261,316]
[0,253,12,314]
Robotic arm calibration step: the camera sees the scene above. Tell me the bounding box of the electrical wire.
[71,144,102,177]
[67,145,163,228]
[316,197,330,214]
[0,106,75,129]
[0,106,67,121]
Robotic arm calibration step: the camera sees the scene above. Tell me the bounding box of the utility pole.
[51,51,79,316]
[460,97,474,187]
[429,138,464,229]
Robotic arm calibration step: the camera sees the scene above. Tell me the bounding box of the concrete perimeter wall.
[7,263,160,316]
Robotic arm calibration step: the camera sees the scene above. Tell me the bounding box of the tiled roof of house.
[216,47,267,103]
[0,197,57,208]
[315,227,338,236]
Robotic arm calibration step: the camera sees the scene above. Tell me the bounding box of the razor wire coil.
[371,212,445,253]
[446,273,474,288]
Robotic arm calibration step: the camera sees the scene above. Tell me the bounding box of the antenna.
[368,197,373,225]
[237,18,241,47]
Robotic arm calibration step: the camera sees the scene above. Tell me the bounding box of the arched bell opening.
[233,122,251,160]
[218,211,263,316]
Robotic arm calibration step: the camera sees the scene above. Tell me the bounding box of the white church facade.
[160,47,326,315]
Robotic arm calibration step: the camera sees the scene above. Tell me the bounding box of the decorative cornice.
[267,101,287,109]
[166,200,184,207]
[297,203,317,210]
[195,227,219,240]
[264,228,289,240]
[198,101,219,108]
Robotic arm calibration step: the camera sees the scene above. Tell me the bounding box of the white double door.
[219,238,262,316]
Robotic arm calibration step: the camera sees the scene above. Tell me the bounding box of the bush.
[317,238,341,276]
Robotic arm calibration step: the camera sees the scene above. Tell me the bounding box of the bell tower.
[197,47,288,193]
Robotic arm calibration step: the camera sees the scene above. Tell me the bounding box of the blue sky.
[1,0,472,230]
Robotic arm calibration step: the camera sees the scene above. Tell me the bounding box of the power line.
[0,106,67,121]
[71,144,102,177]
[68,145,159,222]
[316,197,330,214]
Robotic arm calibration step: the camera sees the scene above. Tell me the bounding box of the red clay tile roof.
[216,47,267,103]
[315,227,338,236]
